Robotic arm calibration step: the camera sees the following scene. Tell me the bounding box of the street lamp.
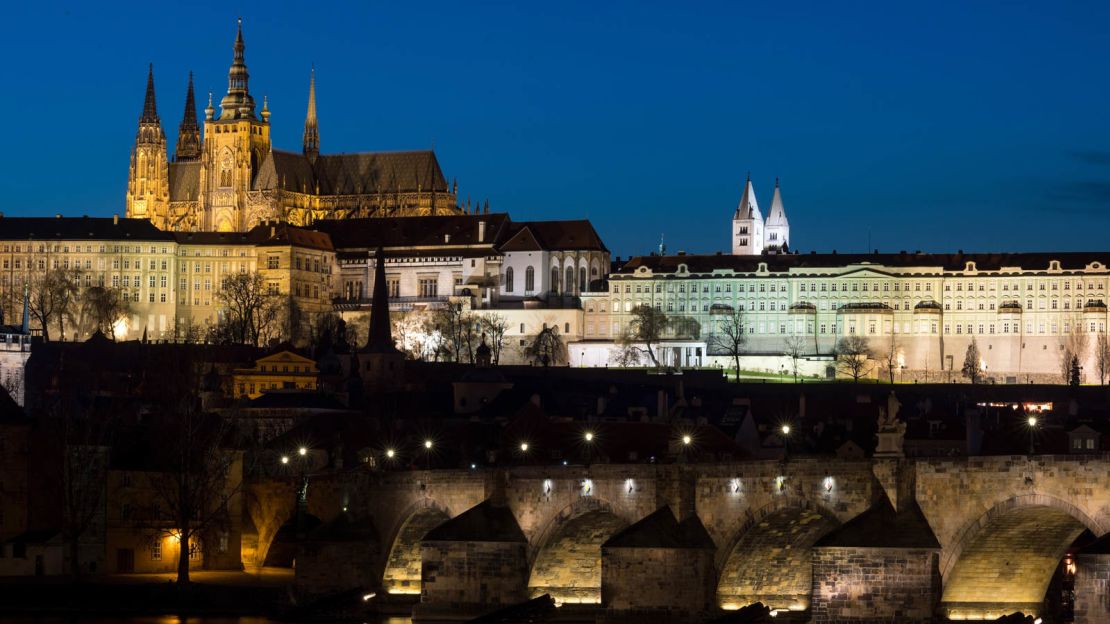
[520,442,529,452]
[682,434,692,446]
[781,424,792,461]
[385,448,395,459]
[1027,416,1038,455]
[280,455,289,465]
[298,446,307,457]
[423,439,434,469]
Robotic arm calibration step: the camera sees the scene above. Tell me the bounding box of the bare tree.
[28,268,81,341]
[526,325,566,366]
[59,416,111,579]
[79,286,130,339]
[961,338,983,384]
[708,307,746,380]
[433,305,480,363]
[1096,332,1110,385]
[478,313,510,365]
[216,272,281,346]
[835,335,874,382]
[1061,324,1088,384]
[617,305,670,368]
[883,332,900,384]
[783,335,806,383]
[144,360,245,585]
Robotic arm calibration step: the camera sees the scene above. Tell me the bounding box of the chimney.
[478,220,487,242]
[112,214,119,225]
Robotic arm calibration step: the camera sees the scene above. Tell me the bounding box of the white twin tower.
[731,176,790,256]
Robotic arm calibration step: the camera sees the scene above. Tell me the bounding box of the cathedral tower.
[126,64,171,229]
[731,175,764,255]
[303,67,319,161]
[175,72,201,161]
[200,18,272,232]
[764,178,790,251]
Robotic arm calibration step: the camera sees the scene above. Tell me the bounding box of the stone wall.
[810,547,940,623]
[420,540,528,609]
[527,509,628,604]
[1074,552,1110,624]
[601,546,715,618]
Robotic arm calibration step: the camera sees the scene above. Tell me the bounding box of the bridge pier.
[1074,539,1110,624]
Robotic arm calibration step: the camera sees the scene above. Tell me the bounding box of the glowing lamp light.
[298,447,307,456]
[781,424,791,436]
[112,318,128,341]
[470,463,477,470]
[362,592,376,602]
[562,460,568,466]
[385,449,395,459]
[544,479,553,496]
[730,478,741,494]
[581,479,593,496]
[1028,416,1038,427]
[823,476,835,492]
[776,476,786,492]
[424,439,433,450]
[280,455,289,465]
[626,478,635,494]
[681,434,692,446]
[520,442,529,452]
[584,431,594,442]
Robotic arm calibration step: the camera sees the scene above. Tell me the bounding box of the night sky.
[3,0,1110,258]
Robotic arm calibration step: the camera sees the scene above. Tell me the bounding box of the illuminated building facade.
[0,216,334,342]
[126,21,459,233]
[581,252,1110,380]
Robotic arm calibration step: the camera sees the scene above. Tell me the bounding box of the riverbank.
[0,569,294,618]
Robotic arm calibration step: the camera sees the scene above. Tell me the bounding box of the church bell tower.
[200,18,272,232]
[126,65,171,228]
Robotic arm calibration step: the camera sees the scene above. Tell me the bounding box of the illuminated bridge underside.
[717,508,838,611]
[382,507,449,595]
[942,505,1085,619]
[528,510,628,604]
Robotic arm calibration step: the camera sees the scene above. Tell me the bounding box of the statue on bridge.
[875,391,907,458]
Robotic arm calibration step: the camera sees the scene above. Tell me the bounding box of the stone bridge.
[266,455,1110,622]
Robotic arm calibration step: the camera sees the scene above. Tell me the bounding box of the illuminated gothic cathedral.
[126,20,460,232]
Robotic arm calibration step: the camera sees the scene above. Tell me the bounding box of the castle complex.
[126,20,459,233]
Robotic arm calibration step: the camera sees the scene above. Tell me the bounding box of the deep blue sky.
[3,1,1110,257]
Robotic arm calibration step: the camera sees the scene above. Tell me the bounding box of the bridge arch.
[716,501,841,612]
[527,497,631,605]
[940,494,1104,620]
[381,498,451,595]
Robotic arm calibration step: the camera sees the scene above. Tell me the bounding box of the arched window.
[525,266,535,292]
[551,267,560,294]
[505,267,514,293]
[566,267,575,294]
[579,267,587,292]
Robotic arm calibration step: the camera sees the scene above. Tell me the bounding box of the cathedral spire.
[363,247,399,354]
[141,64,159,124]
[219,17,256,120]
[175,72,201,161]
[303,66,319,160]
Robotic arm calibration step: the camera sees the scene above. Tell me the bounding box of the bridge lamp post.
[1027,416,1038,455]
[423,439,434,470]
[293,446,312,538]
[781,424,792,461]
[583,431,595,466]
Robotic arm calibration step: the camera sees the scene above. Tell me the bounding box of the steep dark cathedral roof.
[252,149,449,196]
[168,161,202,202]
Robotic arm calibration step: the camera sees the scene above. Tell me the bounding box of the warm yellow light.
[520,442,529,452]
[781,424,791,435]
[682,434,692,445]
[386,449,395,458]
[280,456,289,464]
[584,431,594,442]
[298,447,307,456]
[362,592,376,602]
[112,318,128,340]
[424,439,433,450]
[1028,416,1038,427]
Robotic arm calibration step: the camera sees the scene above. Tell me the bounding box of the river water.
[0,619,413,624]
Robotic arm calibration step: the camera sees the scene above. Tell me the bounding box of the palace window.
[525,266,535,291]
